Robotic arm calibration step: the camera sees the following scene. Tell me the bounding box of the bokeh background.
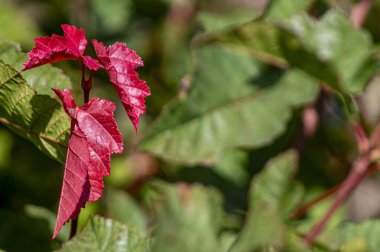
[1,0,380,251]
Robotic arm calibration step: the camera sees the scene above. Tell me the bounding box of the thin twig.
[301,0,374,244]
[292,184,340,219]
[0,117,67,146]
[354,122,369,153]
[303,155,370,245]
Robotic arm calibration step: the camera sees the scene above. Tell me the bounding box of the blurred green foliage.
[1,0,380,251]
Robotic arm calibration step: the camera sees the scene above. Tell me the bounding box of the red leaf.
[92,39,151,132]
[52,89,123,239]
[82,56,103,71]
[23,24,102,72]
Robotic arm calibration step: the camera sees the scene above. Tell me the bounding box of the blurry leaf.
[230,150,298,252]
[0,42,72,96]
[0,209,53,252]
[106,157,134,187]
[140,45,318,163]
[90,0,131,35]
[146,181,223,252]
[203,10,375,95]
[284,11,374,94]
[219,231,238,252]
[295,188,347,248]
[214,149,249,186]
[77,202,100,230]
[106,189,147,232]
[282,181,305,216]
[198,10,259,32]
[339,220,380,252]
[265,0,314,21]
[285,232,333,252]
[56,216,150,252]
[0,0,40,48]
[24,205,69,241]
[0,129,13,168]
[0,60,70,162]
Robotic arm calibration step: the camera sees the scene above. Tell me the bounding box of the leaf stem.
[70,62,94,239]
[69,217,78,239]
[292,184,340,219]
[81,63,93,104]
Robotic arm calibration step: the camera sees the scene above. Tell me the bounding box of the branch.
[0,117,67,147]
[303,155,371,245]
[292,184,339,219]
[354,122,369,153]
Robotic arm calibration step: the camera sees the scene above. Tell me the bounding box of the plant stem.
[69,62,94,239]
[303,155,370,245]
[354,122,369,153]
[69,217,78,239]
[292,184,340,219]
[81,63,93,104]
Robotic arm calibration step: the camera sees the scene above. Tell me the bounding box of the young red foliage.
[23,24,102,71]
[92,40,151,132]
[23,24,150,238]
[52,89,123,239]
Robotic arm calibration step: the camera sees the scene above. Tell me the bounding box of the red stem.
[69,63,93,239]
[69,217,78,239]
[81,63,93,104]
[301,0,374,245]
[292,184,340,219]
[303,155,370,245]
[354,122,369,153]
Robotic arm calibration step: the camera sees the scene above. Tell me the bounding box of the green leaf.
[146,182,223,252]
[56,216,150,252]
[0,128,13,168]
[24,205,69,241]
[140,45,318,163]
[213,149,250,186]
[0,42,72,96]
[339,220,380,252]
[198,10,259,32]
[203,11,375,95]
[0,60,70,162]
[0,208,54,252]
[90,0,131,36]
[230,150,299,252]
[105,189,147,232]
[265,0,314,21]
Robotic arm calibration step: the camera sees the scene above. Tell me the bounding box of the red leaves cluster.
[23,25,150,238]
[23,24,150,131]
[23,24,102,71]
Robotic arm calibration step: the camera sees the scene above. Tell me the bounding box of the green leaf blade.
[56,216,150,252]
[140,46,318,163]
[230,151,299,252]
[0,60,69,162]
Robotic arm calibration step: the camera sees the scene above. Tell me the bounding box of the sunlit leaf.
[140,45,318,163]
